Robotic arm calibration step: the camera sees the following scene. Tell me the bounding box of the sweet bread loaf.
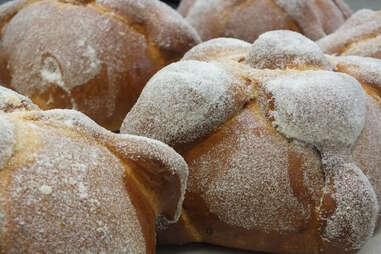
[178,0,352,42]
[121,31,381,254]
[0,92,188,253]
[0,0,200,131]
[318,9,381,59]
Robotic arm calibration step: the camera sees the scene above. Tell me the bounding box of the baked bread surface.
[0,0,201,131]
[122,31,381,254]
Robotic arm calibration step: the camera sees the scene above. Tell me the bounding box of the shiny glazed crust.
[0,0,201,131]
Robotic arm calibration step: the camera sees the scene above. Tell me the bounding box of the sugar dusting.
[329,56,381,88]
[353,96,381,222]
[29,109,189,223]
[261,54,378,250]
[183,0,349,41]
[40,57,65,87]
[319,155,378,250]
[2,1,112,113]
[0,121,146,253]
[182,37,251,62]
[0,114,15,169]
[0,86,39,113]
[122,60,249,148]
[264,70,366,149]
[0,108,189,252]
[187,108,316,232]
[122,30,380,251]
[246,30,332,70]
[274,0,324,40]
[317,9,381,58]
[1,0,200,126]
[95,0,201,52]
[38,185,53,195]
[40,56,78,109]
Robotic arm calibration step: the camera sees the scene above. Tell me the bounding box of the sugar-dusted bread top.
[0,0,201,131]
[0,103,188,253]
[122,30,381,253]
[178,0,351,42]
[0,85,39,113]
[318,9,381,59]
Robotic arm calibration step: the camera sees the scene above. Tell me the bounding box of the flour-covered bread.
[318,9,381,59]
[0,0,200,131]
[0,94,188,253]
[121,31,381,254]
[178,0,351,42]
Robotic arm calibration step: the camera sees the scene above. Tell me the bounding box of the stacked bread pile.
[0,0,380,253]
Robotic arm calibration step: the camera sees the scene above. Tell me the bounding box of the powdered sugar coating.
[342,36,381,58]
[264,71,366,150]
[27,109,189,223]
[0,86,39,112]
[1,0,141,122]
[122,60,249,148]
[182,38,251,62]
[0,108,189,252]
[319,156,379,250]
[317,9,381,58]
[0,117,146,253]
[186,107,320,232]
[353,96,381,223]
[182,0,233,41]
[246,30,332,70]
[274,0,348,40]
[122,30,380,252]
[0,0,200,130]
[181,0,350,42]
[96,0,201,53]
[0,114,15,169]
[0,0,30,28]
[329,56,381,88]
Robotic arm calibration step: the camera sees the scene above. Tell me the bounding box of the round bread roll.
[178,0,352,42]
[121,31,381,254]
[318,9,381,59]
[0,96,188,253]
[0,0,201,131]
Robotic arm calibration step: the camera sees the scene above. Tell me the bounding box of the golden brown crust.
[0,108,189,253]
[0,86,39,113]
[317,9,381,59]
[122,31,380,254]
[158,104,327,254]
[180,0,351,42]
[0,0,200,131]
